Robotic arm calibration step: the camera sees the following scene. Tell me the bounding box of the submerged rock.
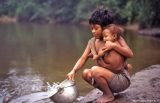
[78,65,160,103]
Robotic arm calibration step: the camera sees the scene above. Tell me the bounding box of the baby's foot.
[93,55,99,60]
[96,95,114,103]
[125,64,132,75]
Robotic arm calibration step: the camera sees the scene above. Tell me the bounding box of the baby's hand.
[99,49,105,56]
[104,41,116,50]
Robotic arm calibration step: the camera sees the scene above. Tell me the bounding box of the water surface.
[0,23,160,102]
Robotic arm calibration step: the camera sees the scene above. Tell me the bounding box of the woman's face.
[90,24,103,39]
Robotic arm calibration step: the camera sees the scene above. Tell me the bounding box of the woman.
[67,7,133,103]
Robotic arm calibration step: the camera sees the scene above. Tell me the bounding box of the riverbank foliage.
[0,0,159,28]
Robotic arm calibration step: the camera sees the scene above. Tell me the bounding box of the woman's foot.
[96,94,114,103]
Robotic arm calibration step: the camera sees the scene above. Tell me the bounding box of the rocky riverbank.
[124,24,160,38]
[0,16,16,23]
[139,28,160,37]
[77,65,160,103]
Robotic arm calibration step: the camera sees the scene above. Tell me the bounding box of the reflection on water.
[0,23,160,102]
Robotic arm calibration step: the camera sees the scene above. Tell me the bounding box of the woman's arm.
[67,42,91,80]
[114,36,134,58]
[104,36,133,58]
[72,44,90,72]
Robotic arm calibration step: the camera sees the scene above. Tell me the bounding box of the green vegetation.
[0,0,159,28]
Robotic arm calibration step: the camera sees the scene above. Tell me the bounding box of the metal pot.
[50,79,79,103]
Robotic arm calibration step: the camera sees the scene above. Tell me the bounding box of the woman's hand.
[67,70,76,81]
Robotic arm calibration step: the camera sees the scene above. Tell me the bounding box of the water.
[8,82,60,103]
[0,23,160,102]
[8,80,78,103]
[0,68,49,103]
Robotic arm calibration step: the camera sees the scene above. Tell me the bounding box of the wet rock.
[78,65,160,103]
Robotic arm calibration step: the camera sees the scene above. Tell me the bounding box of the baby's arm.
[93,48,108,60]
[102,39,133,57]
[93,41,114,60]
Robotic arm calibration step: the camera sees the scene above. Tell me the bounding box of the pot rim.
[59,79,75,88]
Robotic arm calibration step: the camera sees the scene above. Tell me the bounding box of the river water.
[0,23,160,102]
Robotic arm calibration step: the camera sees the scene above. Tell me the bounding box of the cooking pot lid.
[59,79,75,88]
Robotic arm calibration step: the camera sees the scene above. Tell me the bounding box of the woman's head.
[89,7,115,39]
[89,7,115,28]
[102,24,123,42]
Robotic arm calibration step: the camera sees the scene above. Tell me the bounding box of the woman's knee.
[91,66,113,80]
[83,66,100,77]
[90,66,100,77]
[91,66,99,71]
[82,69,91,79]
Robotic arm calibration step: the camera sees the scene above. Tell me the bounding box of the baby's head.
[102,24,123,42]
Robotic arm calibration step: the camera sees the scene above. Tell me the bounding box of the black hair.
[89,7,115,28]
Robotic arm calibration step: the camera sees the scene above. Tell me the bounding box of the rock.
[139,28,160,37]
[77,65,160,103]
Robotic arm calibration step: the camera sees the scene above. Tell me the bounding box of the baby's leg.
[93,55,99,60]
[91,66,115,103]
